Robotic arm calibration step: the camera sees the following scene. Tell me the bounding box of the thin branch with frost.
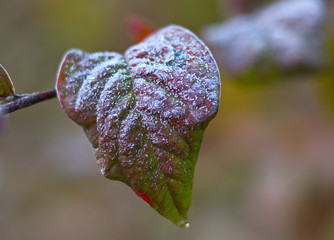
[0,89,57,114]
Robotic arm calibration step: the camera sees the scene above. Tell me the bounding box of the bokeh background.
[1,0,334,239]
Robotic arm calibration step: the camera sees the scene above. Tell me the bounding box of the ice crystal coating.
[56,25,221,227]
[202,0,326,76]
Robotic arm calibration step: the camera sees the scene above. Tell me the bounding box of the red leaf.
[126,15,157,44]
[56,25,220,227]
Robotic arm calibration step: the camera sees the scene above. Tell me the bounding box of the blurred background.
[1,0,334,239]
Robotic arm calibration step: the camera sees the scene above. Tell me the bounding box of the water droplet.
[185,222,190,229]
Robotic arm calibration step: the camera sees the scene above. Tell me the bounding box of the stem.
[0,89,57,114]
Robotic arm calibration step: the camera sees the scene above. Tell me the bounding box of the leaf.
[201,0,326,79]
[56,25,221,227]
[0,64,15,98]
[126,15,157,44]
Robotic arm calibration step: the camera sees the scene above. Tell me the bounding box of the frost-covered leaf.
[0,64,15,99]
[56,25,220,227]
[255,0,326,69]
[202,0,326,77]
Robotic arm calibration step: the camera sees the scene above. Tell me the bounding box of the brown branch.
[0,89,57,114]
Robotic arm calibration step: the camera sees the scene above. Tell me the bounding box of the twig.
[0,89,57,114]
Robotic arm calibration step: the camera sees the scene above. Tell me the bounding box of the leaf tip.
[177,219,190,228]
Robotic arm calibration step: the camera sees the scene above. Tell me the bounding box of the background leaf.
[201,0,326,83]
[56,25,220,227]
[126,15,157,44]
[0,64,15,99]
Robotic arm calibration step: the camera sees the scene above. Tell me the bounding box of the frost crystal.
[56,25,221,227]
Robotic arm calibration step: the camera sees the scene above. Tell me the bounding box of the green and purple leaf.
[56,25,221,227]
